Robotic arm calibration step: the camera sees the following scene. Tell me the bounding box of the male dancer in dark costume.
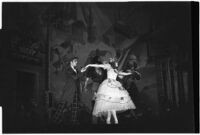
[118,55,141,119]
[53,56,83,125]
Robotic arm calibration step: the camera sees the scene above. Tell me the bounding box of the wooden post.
[170,61,177,108]
[166,58,173,107]
[173,63,179,107]
[177,69,185,107]
[45,23,50,93]
[45,11,51,115]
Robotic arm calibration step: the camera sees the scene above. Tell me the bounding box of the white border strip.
[0,107,2,134]
[1,0,198,2]
[0,2,1,30]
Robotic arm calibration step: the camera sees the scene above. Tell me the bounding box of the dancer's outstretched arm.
[81,64,106,72]
[118,71,132,76]
[86,64,106,68]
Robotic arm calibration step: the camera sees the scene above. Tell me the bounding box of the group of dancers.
[56,54,141,125]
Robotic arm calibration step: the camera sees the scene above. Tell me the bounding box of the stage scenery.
[0,2,198,133]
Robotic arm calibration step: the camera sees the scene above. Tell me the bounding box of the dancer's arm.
[118,71,132,76]
[86,64,106,68]
[81,64,107,72]
[84,77,89,92]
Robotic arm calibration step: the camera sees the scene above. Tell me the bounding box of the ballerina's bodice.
[107,68,118,80]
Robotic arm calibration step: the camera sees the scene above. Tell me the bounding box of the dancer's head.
[70,56,78,67]
[128,54,137,69]
[109,57,118,69]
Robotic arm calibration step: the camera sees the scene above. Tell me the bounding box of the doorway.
[15,71,37,123]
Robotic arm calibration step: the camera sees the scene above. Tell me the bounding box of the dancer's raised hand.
[81,66,87,72]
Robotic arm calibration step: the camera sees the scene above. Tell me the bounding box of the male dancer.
[119,55,141,119]
[53,56,83,125]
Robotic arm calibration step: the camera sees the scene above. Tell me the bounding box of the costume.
[122,63,141,106]
[56,65,82,124]
[92,64,136,117]
[60,66,81,105]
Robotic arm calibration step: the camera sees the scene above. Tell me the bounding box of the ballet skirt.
[92,64,136,117]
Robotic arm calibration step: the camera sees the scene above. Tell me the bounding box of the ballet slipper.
[114,120,118,124]
[106,119,111,124]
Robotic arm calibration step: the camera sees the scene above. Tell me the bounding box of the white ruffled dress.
[92,64,136,117]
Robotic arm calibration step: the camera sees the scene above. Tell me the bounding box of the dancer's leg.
[111,110,118,124]
[106,111,111,124]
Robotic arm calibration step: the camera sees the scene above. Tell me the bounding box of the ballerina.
[81,58,136,124]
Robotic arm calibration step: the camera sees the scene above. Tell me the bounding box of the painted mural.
[8,31,44,65]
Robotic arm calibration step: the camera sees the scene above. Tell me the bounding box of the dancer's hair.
[108,57,118,69]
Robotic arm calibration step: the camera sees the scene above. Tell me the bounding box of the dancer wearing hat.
[60,56,80,106]
[53,56,83,125]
